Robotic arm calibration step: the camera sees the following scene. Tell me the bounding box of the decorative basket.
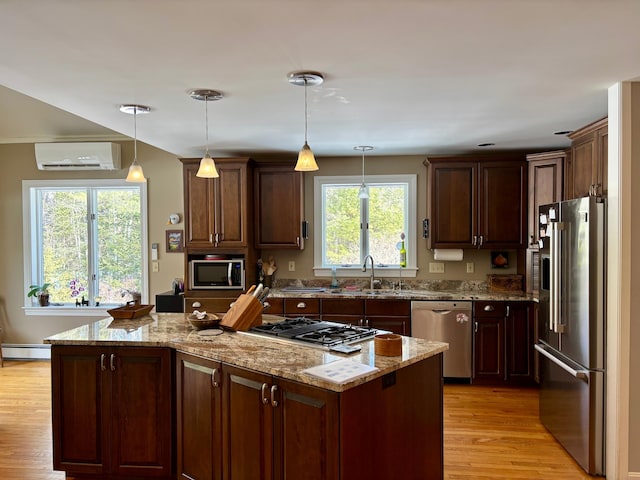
[107,302,154,319]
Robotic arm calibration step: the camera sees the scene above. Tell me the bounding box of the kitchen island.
[45,313,447,480]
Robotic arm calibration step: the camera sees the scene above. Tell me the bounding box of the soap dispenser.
[330,267,339,288]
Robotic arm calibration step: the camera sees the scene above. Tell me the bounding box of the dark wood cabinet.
[525,150,566,293]
[472,301,535,386]
[427,156,527,249]
[176,353,223,480]
[51,345,173,479]
[221,363,339,480]
[283,298,320,318]
[566,117,608,199]
[321,298,364,325]
[181,158,254,250]
[254,164,304,249]
[365,298,411,335]
[184,296,236,315]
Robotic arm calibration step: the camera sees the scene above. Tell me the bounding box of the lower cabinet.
[472,301,535,386]
[176,352,443,480]
[51,345,174,479]
[365,299,411,335]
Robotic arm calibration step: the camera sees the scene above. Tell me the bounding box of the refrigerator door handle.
[549,222,558,332]
[535,344,589,382]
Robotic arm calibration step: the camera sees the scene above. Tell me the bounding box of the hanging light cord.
[303,78,309,144]
[133,108,138,163]
[204,94,210,156]
[361,149,366,184]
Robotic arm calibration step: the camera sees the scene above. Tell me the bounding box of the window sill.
[23,306,111,317]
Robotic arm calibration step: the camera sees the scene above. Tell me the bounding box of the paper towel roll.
[433,249,464,261]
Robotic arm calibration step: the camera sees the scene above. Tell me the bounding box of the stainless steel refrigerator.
[536,196,606,476]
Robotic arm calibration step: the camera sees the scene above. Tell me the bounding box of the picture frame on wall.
[166,229,184,253]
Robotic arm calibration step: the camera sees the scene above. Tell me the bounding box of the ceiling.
[1,0,640,160]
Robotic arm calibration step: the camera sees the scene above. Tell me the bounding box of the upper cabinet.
[526,150,567,246]
[566,117,608,199]
[427,156,527,249]
[181,158,254,250]
[254,164,304,249]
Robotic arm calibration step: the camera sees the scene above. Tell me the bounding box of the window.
[23,180,148,308]
[314,174,416,276]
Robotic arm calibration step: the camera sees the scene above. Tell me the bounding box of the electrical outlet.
[288,261,295,272]
[428,262,445,273]
[466,262,474,273]
[152,261,159,273]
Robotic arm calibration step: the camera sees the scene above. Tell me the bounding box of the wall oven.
[189,259,245,290]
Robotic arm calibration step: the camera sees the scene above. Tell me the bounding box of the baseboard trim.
[1,344,51,360]
[628,472,640,479]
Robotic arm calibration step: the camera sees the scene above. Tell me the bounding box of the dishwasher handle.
[430,309,453,315]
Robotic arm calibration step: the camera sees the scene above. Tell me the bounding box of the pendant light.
[189,89,223,178]
[120,104,150,183]
[288,71,324,171]
[354,146,373,199]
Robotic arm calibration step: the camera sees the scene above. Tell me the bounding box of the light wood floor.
[0,361,593,479]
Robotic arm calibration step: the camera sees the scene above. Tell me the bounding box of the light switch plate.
[429,262,445,273]
[466,262,474,273]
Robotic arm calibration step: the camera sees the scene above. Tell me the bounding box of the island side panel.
[339,355,443,480]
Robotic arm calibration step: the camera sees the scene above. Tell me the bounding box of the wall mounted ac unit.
[34,142,121,171]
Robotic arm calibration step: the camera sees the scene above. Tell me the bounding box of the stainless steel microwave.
[189,259,245,290]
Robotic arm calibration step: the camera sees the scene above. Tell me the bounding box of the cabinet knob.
[192,301,202,308]
[296,302,306,309]
[483,305,494,312]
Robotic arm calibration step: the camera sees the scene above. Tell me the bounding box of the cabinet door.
[177,352,223,480]
[321,298,364,325]
[222,365,273,480]
[473,302,505,384]
[597,125,608,196]
[183,161,215,248]
[505,302,535,384]
[272,378,339,480]
[568,133,597,199]
[428,161,477,248]
[51,345,108,475]
[254,165,304,249]
[478,160,527,249]
[110,347,173,477]
[214,161,251,248]
[527,151,565,245]
[365,299,410,335]
[367,317,409,335]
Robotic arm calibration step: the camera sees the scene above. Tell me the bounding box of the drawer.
[365,299,410,316]
[321,298,364,315]
[284,298,320,316]
[185,297,236,314]
[473,301,505,317]
[263,297,283,315]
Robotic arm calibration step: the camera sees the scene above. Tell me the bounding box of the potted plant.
[27,283,51,306]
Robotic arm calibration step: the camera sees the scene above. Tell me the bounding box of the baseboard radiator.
[1,344,51,360]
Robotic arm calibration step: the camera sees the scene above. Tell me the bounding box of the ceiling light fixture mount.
[354,146,373,199]
[288,71,324,172]
[189,89,224,178]
[120,104,151,183]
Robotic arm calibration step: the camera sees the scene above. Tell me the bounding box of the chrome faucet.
[362,255,376,290]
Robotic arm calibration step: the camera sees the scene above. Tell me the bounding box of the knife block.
[219,294,263,332]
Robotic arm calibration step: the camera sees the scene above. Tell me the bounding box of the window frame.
[313,174,417,278]
[22,179,148,316]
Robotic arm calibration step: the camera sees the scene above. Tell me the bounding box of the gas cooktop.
[249,317,378,347]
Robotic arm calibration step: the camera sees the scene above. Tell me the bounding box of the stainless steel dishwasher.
[411,301,472,379]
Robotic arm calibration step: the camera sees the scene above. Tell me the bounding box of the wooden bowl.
[374,333,402,356]
[187,313,221,330]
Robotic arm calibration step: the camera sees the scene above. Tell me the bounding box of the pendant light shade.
[288,71,324,172]
[120,104,150,183]
[354,146,373,199]
[189,89,223,178]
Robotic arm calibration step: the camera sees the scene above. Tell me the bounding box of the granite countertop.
[44,313,448,392]
[268,287,535,302]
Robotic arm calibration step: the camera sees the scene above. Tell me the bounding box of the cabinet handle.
[211,368,220,388]
[110,354,116,372]
[475,321,478,334]
[479,235,484,246]
[261,383,269,405]
[296,302,306,309]
[483,305,494,312]
[263,301,271,309]
[472,235,477,246]
[100,353,106,371]
[506,305,510,317]
[270,385,279,407]
[192,301,202,308]
[209,233,213,243]
[296,236,300,247]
